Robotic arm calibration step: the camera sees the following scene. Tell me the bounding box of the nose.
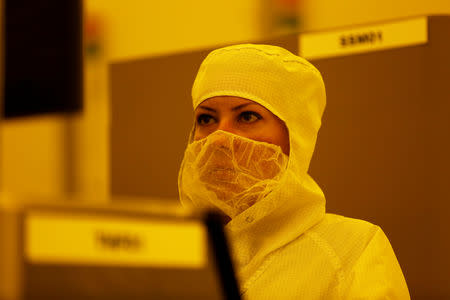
[194,117,239,142]
[209,129,233,149]
[216,118,237,135]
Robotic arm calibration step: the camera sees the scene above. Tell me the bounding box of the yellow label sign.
[24,212,207,268]
[299,17,428,60]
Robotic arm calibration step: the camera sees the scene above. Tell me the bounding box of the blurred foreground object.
[0,194,240,300]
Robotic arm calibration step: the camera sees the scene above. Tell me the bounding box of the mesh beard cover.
[179,130,288,218]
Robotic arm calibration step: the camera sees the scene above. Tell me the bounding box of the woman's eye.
[239,111,261,123]
[197,114,215,126]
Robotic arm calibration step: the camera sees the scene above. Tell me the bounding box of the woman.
[178,44,410,299]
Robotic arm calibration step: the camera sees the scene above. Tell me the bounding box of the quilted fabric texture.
[178,44,410,299]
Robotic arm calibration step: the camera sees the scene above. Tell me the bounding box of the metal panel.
[308,16,450,299]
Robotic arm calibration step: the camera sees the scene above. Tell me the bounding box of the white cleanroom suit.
[178,44,410,299]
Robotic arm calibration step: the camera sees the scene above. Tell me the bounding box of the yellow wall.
[303,0,450,32]
[1,0,449,202]
[89,0,450,61]
[87,0,266,62]
[1,117,67,197]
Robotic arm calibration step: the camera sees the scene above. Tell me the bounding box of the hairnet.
[179,130,289,218]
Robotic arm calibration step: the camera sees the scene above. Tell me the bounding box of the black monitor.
[1,0,83,118]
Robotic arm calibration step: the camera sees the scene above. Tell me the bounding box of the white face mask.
[179,130,289,218]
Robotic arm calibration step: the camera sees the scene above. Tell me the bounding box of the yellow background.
[1,0,449,201]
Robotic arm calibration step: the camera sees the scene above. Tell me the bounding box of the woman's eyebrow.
[232,103,254,111]
[197,105,216,112]
[198,102,255,112]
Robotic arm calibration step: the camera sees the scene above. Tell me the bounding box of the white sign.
[25,212,207,268]
[299,17,428,60]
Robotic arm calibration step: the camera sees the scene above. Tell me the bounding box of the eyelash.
[196,114,216,126]
[239,111,262,123]
[196,111,262,126]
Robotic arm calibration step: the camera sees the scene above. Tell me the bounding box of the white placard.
[299,17,428,60]
[25,212,207,268]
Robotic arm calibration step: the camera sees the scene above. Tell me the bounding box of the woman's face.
[193,96,290,155]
